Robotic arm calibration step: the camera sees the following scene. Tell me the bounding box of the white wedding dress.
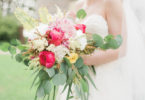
[58,1,145,100]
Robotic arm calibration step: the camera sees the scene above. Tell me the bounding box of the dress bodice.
[83,14,109,37]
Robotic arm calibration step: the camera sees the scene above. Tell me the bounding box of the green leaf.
[77,9,87,19]
[43,80,53,94]
[30,71,39,89]
[75,85,81,98]
[46,68,55,78]
[69,96,74,99]
[66,82,72,100]
[23,59,30,66]
[18,45,27,51]
[67,70,75,84]
[15,54,23,62]
[92,34,104,47]
[60,62,68,74]
[64,57,72,67]
[61,83,68,93]
[0,42,10,52]
[52,73,67,86]
[10,39,20,46]
[8,46,16,55]
[90,66,96,75]
[86,74,97,90]
[115,35,123,47]
[74,57,84,68]
[36,83,45,98]
[80,79,89,92]
[79,65,89,75]
[108,39,118,49]
[104,34,114,42]
[39,70,49,81]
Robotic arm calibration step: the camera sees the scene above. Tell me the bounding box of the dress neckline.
[84,14,108,26]
[82,1,107,23]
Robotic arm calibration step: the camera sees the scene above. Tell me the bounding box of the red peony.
[39,51,55,68]
[48,27,64,46]
[75,24,86,33]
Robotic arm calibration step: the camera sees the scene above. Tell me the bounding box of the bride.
[58,0,145,100]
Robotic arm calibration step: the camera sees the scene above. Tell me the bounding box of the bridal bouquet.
[1,7,122,100]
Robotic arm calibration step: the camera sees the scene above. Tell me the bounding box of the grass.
[0,54,36,100]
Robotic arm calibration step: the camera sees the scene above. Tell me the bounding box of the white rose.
[76,30,87,50]
[47,45,70,63]
[69,30,87,50]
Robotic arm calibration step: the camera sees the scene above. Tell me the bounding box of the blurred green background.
[0,55,36,100]
[0,0,74,99]
[0,0,37,99]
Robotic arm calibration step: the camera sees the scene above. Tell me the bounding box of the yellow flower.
[67,53,79,64]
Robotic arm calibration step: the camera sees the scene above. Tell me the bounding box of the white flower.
[76,30,87,50]
[46,44,56,51]
[47,45,70,63]
[23,23,49,40]
[69,30,87,50]
[32,38,48,51]
[36,23,49,35]
[23,29,38,40]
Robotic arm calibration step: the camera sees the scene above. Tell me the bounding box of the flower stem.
[67,82,72,100]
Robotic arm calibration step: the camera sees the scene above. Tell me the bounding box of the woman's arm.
[82,0,127,66]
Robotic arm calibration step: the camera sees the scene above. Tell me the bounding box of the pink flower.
[75,24,86,33]
[48,27,64,46]
[50,18,76,38]
[39,51,55,68]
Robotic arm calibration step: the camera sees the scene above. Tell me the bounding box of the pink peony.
[49,18,76,38]
[39,51,55,68]
[75,24,86,33]
[48,27,64,46]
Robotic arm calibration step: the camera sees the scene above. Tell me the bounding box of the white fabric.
[58,1,145,100]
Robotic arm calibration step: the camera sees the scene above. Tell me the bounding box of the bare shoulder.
[105,0,122,7]
[105,0,123,12]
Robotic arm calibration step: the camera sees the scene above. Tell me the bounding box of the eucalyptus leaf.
[108,39,118,49]
[43,80,53,94]
[79,65,89,75]
[77,9,87,19]
[24,59,30,66]
[52,73,67,86]
[15,54,23,62]
[64,57,72,67]
[36,83,45,98]
[80,79,89,92]
[67,70,75,84]
[92,34,104,47]
[86,74,97,90]
[39,70,49,80]
[115,35,123,47]
[60,62,68,74]
[104,34,114,42]
[61,83,68,93]
[74,57,84,68]
[46,68,55,78]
